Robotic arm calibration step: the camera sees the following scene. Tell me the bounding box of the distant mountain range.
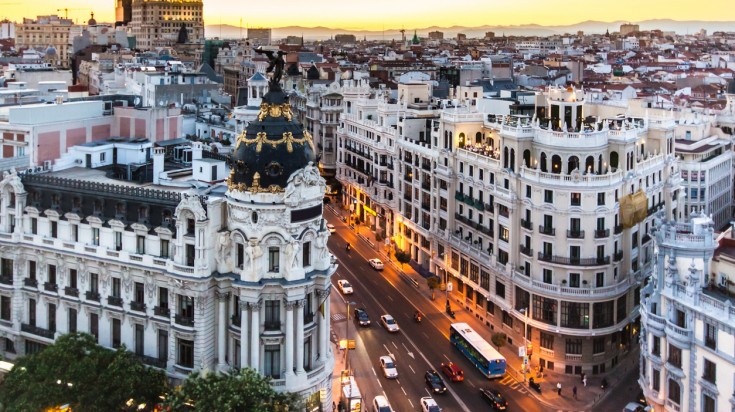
[204,20,735,41]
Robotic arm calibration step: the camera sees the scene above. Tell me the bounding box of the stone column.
[216,291,229,370]
[250,300,261,372]
[240,299,248,369]
[284,299,295,376]
[295,299,305,374]
[317,288,330,362]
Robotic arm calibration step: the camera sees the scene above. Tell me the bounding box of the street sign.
[447,282,453,292]
[518,346,526,357]
[523,355,528,366]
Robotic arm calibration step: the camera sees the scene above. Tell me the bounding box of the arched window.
[598,154,603,174]
[585,156,594,173]
[475,132,482,144]
[503,147,509,169]
[551,155,562,174]
[523,150,531,168]
[510,148,515,171]
[458,132,465,148]
[488,137,494,148]
[610,151,619,170]
[567,156,580,174]
[540,152,548,172]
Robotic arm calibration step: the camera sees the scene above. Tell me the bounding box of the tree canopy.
[0,332,167,412]
[161,368,302,412]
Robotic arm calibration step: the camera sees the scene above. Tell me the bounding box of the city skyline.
[0,0,731,31]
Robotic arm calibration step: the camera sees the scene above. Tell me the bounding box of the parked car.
[368,258,384,270]
[380,314,400,332]
[424,370,447,394]
[379,355,398,379]
[480,388,507,411]
[353,308,371,326]
[623,402,651,412]
[337,279,353,295]
[420,396,440,412]
[372,395,393,412]
[440,362,464,382]
[327,223,336,233]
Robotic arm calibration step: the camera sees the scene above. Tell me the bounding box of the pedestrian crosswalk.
[331,313,347,321]
[498,374,528,395]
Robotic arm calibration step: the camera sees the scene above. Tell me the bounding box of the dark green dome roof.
[227,90,316,193]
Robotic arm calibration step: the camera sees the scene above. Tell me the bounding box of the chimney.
[55,95,63,104]
[153,147,165,185]
[191,141,203,161]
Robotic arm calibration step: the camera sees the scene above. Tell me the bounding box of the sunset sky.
[0,0,729,30]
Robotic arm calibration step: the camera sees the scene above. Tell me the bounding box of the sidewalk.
[384,251,640,412]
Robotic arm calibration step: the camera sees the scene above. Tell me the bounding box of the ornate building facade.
[0,81,334,409]
[129,0,205,50]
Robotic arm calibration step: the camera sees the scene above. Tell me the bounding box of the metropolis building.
[0,84,335,408]
[338,83,681,374]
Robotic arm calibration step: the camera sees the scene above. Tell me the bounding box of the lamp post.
[520,308,529,382]
[345,300,356,374]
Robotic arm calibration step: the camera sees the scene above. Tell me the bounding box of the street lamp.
[345,300,357,373]
[520,308,529,382]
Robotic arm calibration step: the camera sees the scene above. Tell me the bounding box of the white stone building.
[0,86,335,409]
[129,0,205,50]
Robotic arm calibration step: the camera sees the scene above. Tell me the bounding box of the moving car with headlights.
[425,370,447,394]
[337,279,353,295]
[480,388,507,410]
[440,362,464,382]
[368,258,384,270]
[354,308,371,326]
[327,223,336,233]
[379,355,398,379]
[380,314,400,332]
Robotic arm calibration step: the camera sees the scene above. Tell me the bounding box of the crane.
[56,8,86,19]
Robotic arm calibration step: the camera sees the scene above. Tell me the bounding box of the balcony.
[24,278,38,288]
[264,321,281,331]
[594,229,610,239]
[108,296,123,307]
[498,208,509,218]
[21,323,55,339]
[130,301,146,312]
[64,287,79,297]
[43,282,58,293]
[538,225,556,236]
[521,219,533,230]
[520,245,533,257]
[0,275,12,285]
[137,354,167,369]
[484,203,494,213]
[537,252,610,266]
[614,251,624,262]
[154,306,170,318]
[85,291,101,302]
[175,314,194,327]
[567,230,585,239]
[614,225,623,235]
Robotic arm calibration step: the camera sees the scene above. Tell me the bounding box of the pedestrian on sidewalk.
[583,376,587,387]
[573,385,578,400]
[557,382,562,396]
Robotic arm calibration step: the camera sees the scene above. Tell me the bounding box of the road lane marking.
[391,341,398,349]
[387,295,393,301]
[371,367,377,376]
[408,399,414,409]
[467,380,476,388]
[401,387,407,395]
[443,354,451,362]
[409,365,415,374]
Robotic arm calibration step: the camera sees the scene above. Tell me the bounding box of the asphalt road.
[326,210,551,412]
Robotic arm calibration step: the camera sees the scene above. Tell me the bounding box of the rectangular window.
[593,337,605,354]
[31,217,37,234]
[28,299,36,326]
[302,241,311,267]
[237,243,244,268]
[265,300,280,328]
[616,295,627,323]
[158,287,169,308]
[705,323,717,350]
[561,301,589,329]
[703,358,716,383]
[668,379,680,404]
[652,336,660,356]
[652,368,660,391]
[543,269,553,284]
[135,324,144,356]
[565,338,582,355]
[158,330,168,362]
[495,281,506,299]
[268,247,280,272]
[526,185,531,198]
[540,332,554,349]
[264,344,281,378]
[136,235,146,254]
[89,272,99,293]
[112,278,121,298]
[115,232,123,251]
[71,224,78,242]
[571,192,581,206]
[569,272,580,288]
[597,192,605,206]
[50,221,57,238]
[112,318,121,348]
[90,313,99,342]
[92,227,100,246]
[469,263,479,284]
[593,301,614,328]
[178,295,194,318]
[177,338,194,368]
[544,190,553,203]
[502,311,513,328]
[514,287,530,311]
[480,270,490,291]
[68,308,77,333]
[134,282,145,304]
[160,239,170,258]
[48,265,57,285]
[596,272,605,287]
[0,296,10,321]
[668,344,682,368]
[29,261,36,280]
[703,394,715,412]
[532,295,557,325]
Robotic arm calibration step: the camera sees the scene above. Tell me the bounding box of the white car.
[420,397,441,412]
[327,224,336,233]
[337,279,353,295]
[368,258,384,270]
[380,314,399,332]
[372,395,393,412]
[379,355,398,379]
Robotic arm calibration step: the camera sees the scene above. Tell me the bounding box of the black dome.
[227,90,315,193]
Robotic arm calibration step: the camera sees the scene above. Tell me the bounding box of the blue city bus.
[449,322,506,378]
